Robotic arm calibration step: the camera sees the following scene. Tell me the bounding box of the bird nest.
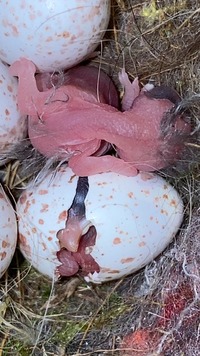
[0,1,200,355]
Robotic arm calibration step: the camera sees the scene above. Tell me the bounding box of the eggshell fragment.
[0,60,27,163]
[0,185,18,278]
[0,0,110,72]
[16,167,184,283]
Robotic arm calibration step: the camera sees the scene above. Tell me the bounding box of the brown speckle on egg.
[163,194,169,199]
[62,31,71,39]
[24,200,31,214]
[141,189,150,195]
[58,210,68,222]
[7,85,13,92]
[140,172,154,181]
[113,237,121,245]
[46,36,53,42]
[0,251,7,261]
[161,209,168,216]
[41,242,47,251]
[19,194,27,204]
[40,204,49,212]
[38,189,48,195]
[101,267,120,274]
[11,25,19,36]
[2,240,10,248]
[49,230,56,235]
[19,233,31,256]
[170,199,177,207]
[121,257,135,264]
[38,219,44,225]
[107,270,121,274]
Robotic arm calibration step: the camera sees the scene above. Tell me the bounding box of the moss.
[51,319,86,345]
[2,339,30,356]
[92,293,130,328]
[51,291,129,348]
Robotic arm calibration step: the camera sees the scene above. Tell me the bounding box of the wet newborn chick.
[10,58,191,176]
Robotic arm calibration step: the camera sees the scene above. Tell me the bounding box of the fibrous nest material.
[0,1,200,355]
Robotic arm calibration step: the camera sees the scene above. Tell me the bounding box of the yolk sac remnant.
[56,176,100,277]
[57,225,100,277]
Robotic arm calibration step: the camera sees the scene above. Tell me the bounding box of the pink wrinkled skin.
[10,58,191,176]
[57,225,100,277]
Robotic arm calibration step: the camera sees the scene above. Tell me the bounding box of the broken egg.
[16,166,184,283]
[0,185,17,278]
[0,60,27,163]
[0,0,110,72]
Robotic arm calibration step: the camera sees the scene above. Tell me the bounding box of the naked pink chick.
[10,58,191,176]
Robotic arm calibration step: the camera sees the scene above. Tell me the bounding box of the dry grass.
[0,0,200,355]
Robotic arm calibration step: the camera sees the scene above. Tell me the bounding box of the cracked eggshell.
[0,0,110,72]
[17,168,79,279]
[0,185,18,278]
[0,60,27,163]
[16,166,184,283]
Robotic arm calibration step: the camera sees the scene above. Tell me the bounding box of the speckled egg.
[0,0,110,72]
[0,60,27,164]
[16,166,184,283]
[0,185,18,278]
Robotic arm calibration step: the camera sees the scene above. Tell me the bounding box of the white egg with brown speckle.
[16,166,183,283]
[0,0,110,72]
[0,60,27,163]
[0,185,18,278]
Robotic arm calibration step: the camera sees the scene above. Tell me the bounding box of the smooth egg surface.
[0,185,17,278]
[0,0,110,72]
[0,60,27,162]
[16,167,184,283]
